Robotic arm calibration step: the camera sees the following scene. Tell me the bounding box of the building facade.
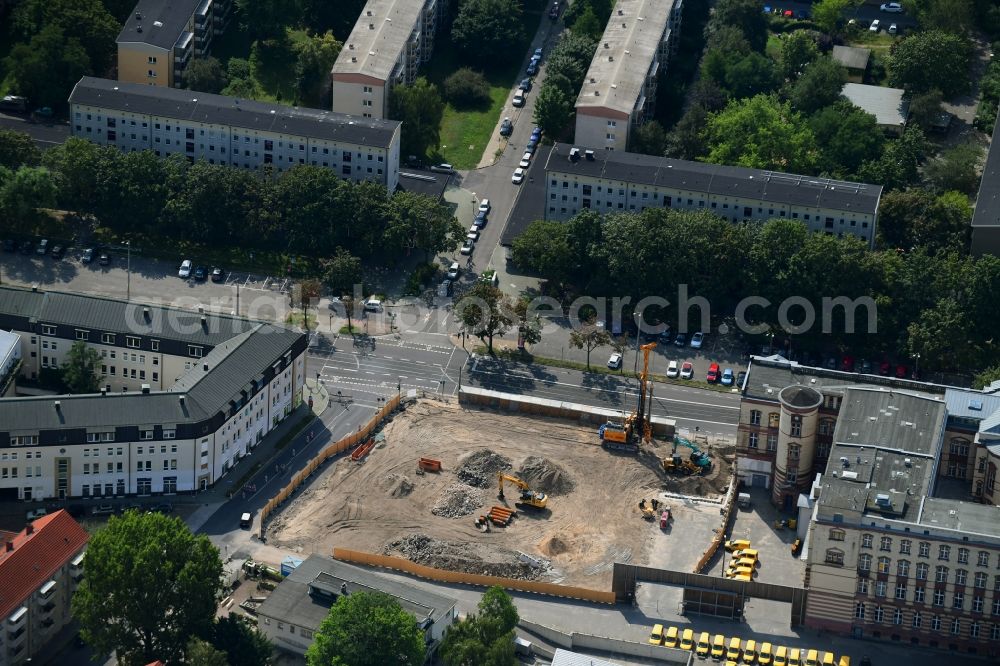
[331,0,446,120]
[0,330,20,397]
[543,144,882,245]
[117,0,234,88]
[0,510,89,666]
[0,286,306,501]
[575,0,682,151]
[69,77,402,191]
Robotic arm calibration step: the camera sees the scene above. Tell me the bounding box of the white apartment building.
[331,0,446,120]
[575,0,683,151]
[0,286,306,502]
[544,144,882,245]
[0,510,89,666]
[69,77,402,191]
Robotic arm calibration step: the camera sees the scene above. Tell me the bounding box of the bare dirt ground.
[267,400,733,588]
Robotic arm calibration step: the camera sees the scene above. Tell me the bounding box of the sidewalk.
[183,379,329,533]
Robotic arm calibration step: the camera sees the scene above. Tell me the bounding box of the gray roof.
[544,143,882,215]
[69,77,400,148]
[0,285,254,347]
[257,554,457,631]
[831,45,871,70]
[916,497,1000,540]
[0,323,302,431]
[117,0,200,51]
[833,387,947,457]
[552,649,622,666]
[972,111,1000,229]
[842,83,909,129]
[943,387,1000,421]
[332,0,426,82]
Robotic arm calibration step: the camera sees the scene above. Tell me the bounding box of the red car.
[879,360,891,376]
[895,364,909,378]
[783,9,793,16]
[841,355,855,372]
[707,362,720,382]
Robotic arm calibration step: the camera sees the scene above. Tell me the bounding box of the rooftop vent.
[153,20,163,27]
[875,493,891,506]
[5,541,12,552]
[366,9,372,15]
[618,8,623,14]
[136,25,143,33]
[604,42,609,48]
[840,456,850,467]
[585,150,595,160]
[54,400,61,410]
[198,305,204,314]
[904,458,912,467]
[100,388,107,396]
[135,12,142,20]
[369,23,374,29]
[608,56,614,62]
[969,399,983,411]
[569,147,580,162]
[179,395,186,405]
[841,471,859,481]
[143,306,150,320]
[202,363,209,372]
[351,57,357,62]
[141,384,151,394]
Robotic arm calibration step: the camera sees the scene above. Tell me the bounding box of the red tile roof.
[0,510,89,619]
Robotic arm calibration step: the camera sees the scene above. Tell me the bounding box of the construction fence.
[332,548,616,605]
[259,395,401,536]
[693,470,740,574]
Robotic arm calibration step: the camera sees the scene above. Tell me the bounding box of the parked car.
[36,238,49,255]
[19,240,33,254]
[860,359,873,374]
[674,332,687,347]
[707,362,720,382]
[736,370,748,388]
[895,364,908,378]
[519,152,532,168]
[721,368,735,386]
[474,210,488,227]
[500,117,514,136]
[680,362,694,380]
[880,2,903,11]
[797,9,810,18]
[888,22,897,34]
[479,199,491,214]
[531,126,542,140]
[841,355,855,372]
[526,137,538,151]
[690,331,704,349]
[548,1,560,19]
[81,247,95,263]
[429,163,454,174]
[460,240,475,255]
[2,239,16,252]
[447,262,460,280]
[178,259,193,278]
[50,244,64,259]
[92,504,115,516]
[98,251,111,266]
[511,168,525,184]
[152,502,174,514]
[467,226,480,242]
[870,19,880,32]
[658,324,673,342]
[26,508,48,521]
[193,265,208,281]
[782,9,793,16]
[526,59,539,76]
[211,267,225,282]
[666,360,679,378]
[520,77,533,91]
[512,91,526,107]
[607,353,623,370]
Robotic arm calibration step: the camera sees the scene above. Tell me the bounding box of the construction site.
[266,396,736,588]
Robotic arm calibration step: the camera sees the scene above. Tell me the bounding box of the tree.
[236,0,295,40]
[443,68,492,107]
[924,141,983,194]
[389,77,444,158]
[514,296,543,349]
[185,56,228,94]
[809,101,883,177]
[532,84,574,137]
[456,282,515,354]
[974,365,1000,390]
[811,0,858,34]
[60,341,102,393]
[211,614,273,666]
[451,0,525,67]
[321,247,363,295]
[3,25,91,110]
[572,5,604,40]
[295,31,343,105]
[0,166,58,224]
[887,30,972,97]
[510,220,573,282]
[12,0,119,73]
[569,319,611,369]
[306,591,424,666]
[788,57,847,114]
[440,586,518,666]
[908,0,975,34]
[780,31,818,81]
[908,89,945,131]
[41,137,104,211]
[0,130,41,169]
[665,104,709,160]
[703,94,818,172]
[710,0,768,51]
[386,191,464,260]
[876,189,970,253]
[631,120,668,156]
[857,126,927,190]
[291,279,323,333]
[72,511,223,665]
[187,638,229,666]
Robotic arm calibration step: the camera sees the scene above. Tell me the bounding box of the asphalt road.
[776,0,918,29]
[0,111,70,147]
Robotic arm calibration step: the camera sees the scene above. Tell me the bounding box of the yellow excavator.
[497,472,548,510]
[599,342,657,453]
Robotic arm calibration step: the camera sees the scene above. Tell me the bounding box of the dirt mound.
[456,449,512,488]
[380,473,414,498]
[384,533,540,580]
[516,456,575,495]
[540,534,572,556]
[431,483,485,518]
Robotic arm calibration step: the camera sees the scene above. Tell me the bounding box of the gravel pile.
[516,456,575,495]
[456,449,512,488]
[431,483,485,518]
[380,473,414,498]
[384,533,540,580]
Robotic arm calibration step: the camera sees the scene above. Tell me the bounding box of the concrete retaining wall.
[519,620,693,664]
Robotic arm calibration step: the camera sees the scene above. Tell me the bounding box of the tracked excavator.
[598,342,657,453]
[497,472,548,510]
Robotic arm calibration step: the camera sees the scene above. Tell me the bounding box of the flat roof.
[117,0,201,51]
[943,387,1000,421]
[545,143,882,215]
[257,554,456,631]
[831,45,870,70]
[972,110,1000,229]
[332,0,425,82]
[842,83,909,128]
[396,168,450,199]
[576,0,674,114]
[833,387,946,457]
[69,77,400,148]
[917,497,1000,538]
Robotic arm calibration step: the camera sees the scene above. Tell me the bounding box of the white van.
[364,298,382,312]
[240,512,252,528]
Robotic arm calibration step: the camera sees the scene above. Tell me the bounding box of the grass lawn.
[423,0,545,168]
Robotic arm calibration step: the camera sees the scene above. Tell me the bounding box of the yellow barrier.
[333,547,616,605]
[694,474,739,574]
[260,395,401,531]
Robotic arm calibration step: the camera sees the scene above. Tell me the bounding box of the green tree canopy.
[60,341,103,393]
[907,89,945,131]
[185,56,228,94]
[631,120,668,156]
[456,282,515,353]
[236,0,296,39]
[72,511,223,665]
[451,0,525,67]
[322,247,364,296]
[779,31,818,80]
[306,591,425,666]
[211,613,273,666]
[787,57,847,114]
[811,0,859,34]
[390,77,444,158]
[876,189,970,254]
[703,94,818,172]
[440,586,519,666]
[907,0,975,34]
[887,30,973,96]
[0,130,41,170]
[532,84,575,136]
[386,190,464,260]
[572,5,604,39]
[3,25,91,110]
[187,638,229,666]
[856,126,927,190]
[809,101,883,177]
[924,140,983,194]
[0,166,57,226]
[13,0,119,72]
[710,0,768,51]
[443,68,492,107]
[295,31,343,106]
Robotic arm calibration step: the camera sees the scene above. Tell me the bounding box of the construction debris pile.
[384,533,541,580]
[516,456,575,495]
[380,473,414,498]
[456,449,512,487]
[431,483,485,518]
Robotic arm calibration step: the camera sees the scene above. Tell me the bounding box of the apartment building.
[0,510,89,666]
[69,77,402,191]
[117,0,234,88]
[0,330,19,397]
[543,144,882,245]
[0,285,306,501]
[575,0,683,151]
[331,0,446,119]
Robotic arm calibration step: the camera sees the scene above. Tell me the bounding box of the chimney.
[585,150,595,161]
[201,315,208,328]
[26,523,33,535]
[179,395,186,405]
[143,306,150,320]
[5,541,12,552]
[54,400,61,410]
[202,363,209,372]
[141,384,151,394]
[198,305,205,314]
[100,388,107,396]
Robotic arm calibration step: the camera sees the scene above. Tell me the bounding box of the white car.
[447,262,460,280]
[888,23,898,34]
[512,168,525,184]
[478,198,491,214]
[178,259,192,278]
[869,19,880,32]
[690,332,705,349]
[467,225,480,241]
[680,362,694,380]
[607,353,623,370]
[666,360,679,378]
[519,152,532,168]
[879,2,903,12]
[512,91,526,107]
[460,241,475,255]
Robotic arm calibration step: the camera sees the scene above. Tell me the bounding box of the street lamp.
[125,240,131,301]
[913,353,921,379]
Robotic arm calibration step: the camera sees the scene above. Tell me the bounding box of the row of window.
[100,365,158,382]
[854,603,1000,639]
[859,534,993,566]
[855,576,1000,613]
[0,451,41,461]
